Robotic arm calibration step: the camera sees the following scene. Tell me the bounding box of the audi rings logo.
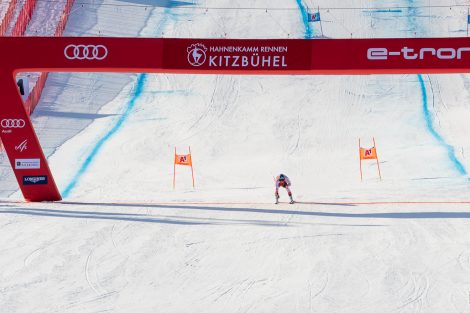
[64,44,108,60]
[187,43,207,66]
[1,119,25,128]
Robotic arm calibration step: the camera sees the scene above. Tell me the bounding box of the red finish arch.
[2,36,470,201]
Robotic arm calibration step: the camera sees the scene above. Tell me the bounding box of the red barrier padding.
[11,0,37,37]
[0,0,18,36]
[54,0,74,37]
[23,0,75,118]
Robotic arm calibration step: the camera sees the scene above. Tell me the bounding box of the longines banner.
[1,36,470,201]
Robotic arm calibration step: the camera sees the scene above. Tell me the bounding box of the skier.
[275,174,294,204]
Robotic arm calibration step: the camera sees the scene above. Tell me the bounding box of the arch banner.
[1,36,470,201]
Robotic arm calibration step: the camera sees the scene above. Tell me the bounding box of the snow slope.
[45,0,470,203]
[2,0,470,312]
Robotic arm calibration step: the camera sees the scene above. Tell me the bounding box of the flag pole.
[467,8,469,37]
[173,147,176,189]
[359,138,363,181]
[373,137,382,180]
[189,146,195,188]
[318,6,324,37]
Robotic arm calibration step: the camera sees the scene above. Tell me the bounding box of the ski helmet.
[279,174,285,181]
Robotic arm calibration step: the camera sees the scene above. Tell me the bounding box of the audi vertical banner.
[1,36,470,201]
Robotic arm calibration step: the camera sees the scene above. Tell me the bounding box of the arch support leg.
[0,71,61,201]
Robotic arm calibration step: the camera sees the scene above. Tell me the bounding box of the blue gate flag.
[308,12,321,22]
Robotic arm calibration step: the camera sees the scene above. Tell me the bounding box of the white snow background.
[2,0,470,312]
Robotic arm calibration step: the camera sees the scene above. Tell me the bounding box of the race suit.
[275,176,292,198]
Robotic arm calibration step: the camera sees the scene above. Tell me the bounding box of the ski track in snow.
[61,74,148,197]
[418,74,467,177]
[61,6,173,197]
[85,247,102,296]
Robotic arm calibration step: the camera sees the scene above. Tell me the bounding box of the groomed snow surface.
[2,0,470,312]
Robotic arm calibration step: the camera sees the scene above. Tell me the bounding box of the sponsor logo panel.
[186,43,289,69]
[64,44,108,60]
[177,41,313,70]
[15,139,28,152]
[15,158,40,169]
[367,46,470,61]
[1,119,25,134]
[23,175,48,185]
[187,43,207,66]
